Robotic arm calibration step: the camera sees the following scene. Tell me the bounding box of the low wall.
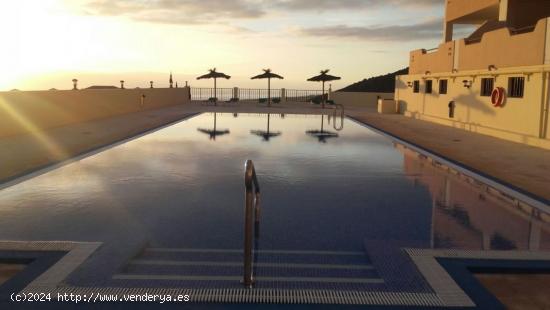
[377,99,398,114]
[0,88,190,137]
[395,67,550,149]
[331,92,394,109]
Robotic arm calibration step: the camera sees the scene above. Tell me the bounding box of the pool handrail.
[243,159,261,288]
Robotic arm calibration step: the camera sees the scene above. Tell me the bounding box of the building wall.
[0,88,190,138]
[395,66,550,149]
[331,91,394,109]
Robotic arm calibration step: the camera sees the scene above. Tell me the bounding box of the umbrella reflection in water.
[250,114,281,141]
[306,114,339,143]
[197,113,230,140]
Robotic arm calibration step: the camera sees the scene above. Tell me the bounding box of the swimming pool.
[1,113,549,305]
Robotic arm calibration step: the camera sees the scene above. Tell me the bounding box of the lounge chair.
[223,98,239,106]
[201,97,218,106]
[311,97,321,105]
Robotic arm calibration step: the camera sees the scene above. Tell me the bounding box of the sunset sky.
[0,0,458,91]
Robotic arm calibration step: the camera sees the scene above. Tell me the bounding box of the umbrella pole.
[268,78,271,107]
[214,78,217,106]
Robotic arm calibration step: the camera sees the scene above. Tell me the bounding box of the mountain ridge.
[337,68,408,93]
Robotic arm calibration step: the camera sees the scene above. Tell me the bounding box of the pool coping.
[346,115,550,214]
[0,241,101,292]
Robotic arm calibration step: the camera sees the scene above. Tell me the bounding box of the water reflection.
[197,113,230,140]
[0,113,548,257]
[397,143,550,251]
[305,115,339,143]
[250,114,282,142]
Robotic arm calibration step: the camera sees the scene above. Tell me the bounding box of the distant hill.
[338,68,408,93]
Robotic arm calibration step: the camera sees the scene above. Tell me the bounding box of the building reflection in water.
[396,143,550,251]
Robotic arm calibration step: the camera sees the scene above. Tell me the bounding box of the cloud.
[77,0,448,38]
[274,0,442,11]
[79,0,443,25]
[82,0,266,25]
[298,19,444,41]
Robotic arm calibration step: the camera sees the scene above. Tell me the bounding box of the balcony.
[409,17,549,74]
[409,42,455,75]
[445,0,500,24]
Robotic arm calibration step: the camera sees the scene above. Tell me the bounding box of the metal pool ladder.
[243,159,261,288]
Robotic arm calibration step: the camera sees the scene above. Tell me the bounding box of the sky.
[0,0,453,91]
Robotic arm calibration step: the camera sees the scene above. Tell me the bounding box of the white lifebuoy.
[491,87,505,107]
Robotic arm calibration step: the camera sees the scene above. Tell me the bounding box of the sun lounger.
[223,98,239,106]
[202,97,218,106]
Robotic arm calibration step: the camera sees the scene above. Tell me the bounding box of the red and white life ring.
[491,87,505,107]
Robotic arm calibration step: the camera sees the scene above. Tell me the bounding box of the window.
[508,77,525,98]
[413,80,420,93]
[480,78,494,97]
[439,79,448,94]
[425,80,433,94]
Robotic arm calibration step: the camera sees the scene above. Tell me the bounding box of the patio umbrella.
[306,115,339,143]
[197,113,230,141]
[197,68,231,105]
[250,114,282,141]
[307,70,341,108]
[251,69,284,107]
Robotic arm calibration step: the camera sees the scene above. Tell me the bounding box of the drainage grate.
[23,286,444,306]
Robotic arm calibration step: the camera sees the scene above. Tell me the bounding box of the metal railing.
[190,88,323,103]
[243,160,261,288]
[190,87,234,101]
[239,88,282,101]
[285,89,323,102]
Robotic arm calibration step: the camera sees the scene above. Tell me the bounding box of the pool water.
[0,113,549,291]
